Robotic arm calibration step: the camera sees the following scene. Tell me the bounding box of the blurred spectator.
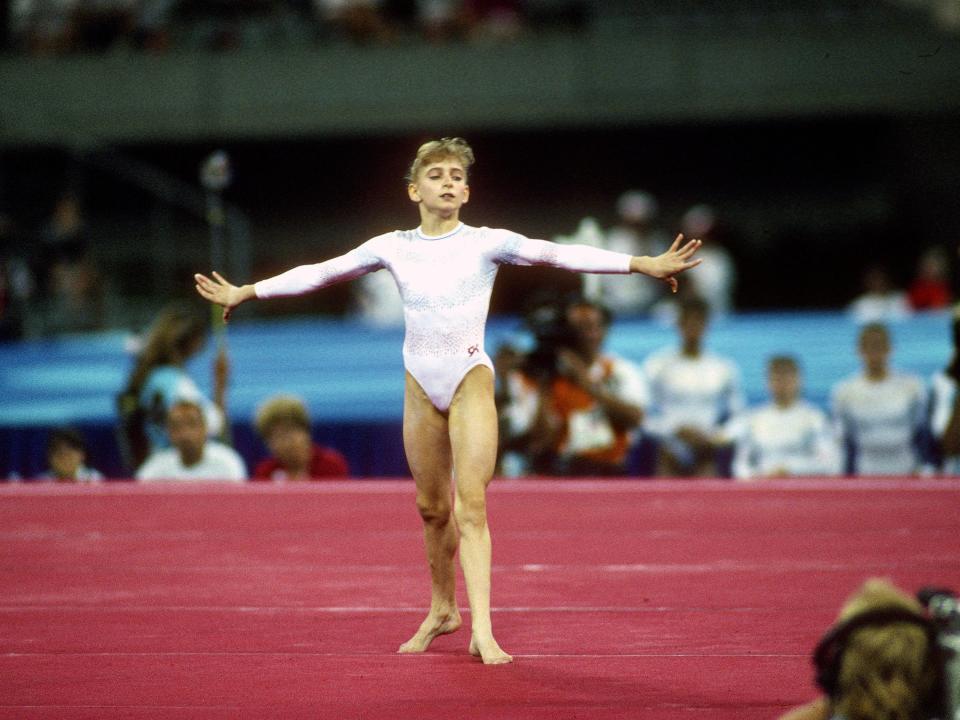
[830,323,927,476]
[117,302,229,471]
[13,0,77,54]
[494,342,538,475]
[312,0,394,43]
[599,190,670,316]
[13,0,135,54]
[778,578,945,720]
[252,394,349,480]
[908,245,951,311]
[498,296,648,476]
[848,264,911,324]
[0,215,35,341]
[463,0,526,41]
[38,427,104,482]
[680,204,736,316]
[353,269,404,326]
[35,191,105,333]
[728,355,841,481]
[642,296,744,477]
[132,0,178,51]
[928,307,960,475]
[418,0,469,41]
[136,399,246,481]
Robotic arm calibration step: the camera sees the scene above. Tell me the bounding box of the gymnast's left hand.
[630,234,703,293]
[194,271,254,322]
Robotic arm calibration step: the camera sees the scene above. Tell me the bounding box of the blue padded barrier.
[0,311,951,478]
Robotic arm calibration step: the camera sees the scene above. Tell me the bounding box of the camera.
[918,587,960,720]
[521,296,579,381]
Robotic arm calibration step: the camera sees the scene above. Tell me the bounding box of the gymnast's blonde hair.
[831,579,939,720]
[406,137,475,184]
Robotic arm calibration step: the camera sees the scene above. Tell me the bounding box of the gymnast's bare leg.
[448,366,511,664]
[398,371,462,654]
[398,366,511,664]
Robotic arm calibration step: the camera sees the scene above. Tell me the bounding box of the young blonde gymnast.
[194,137,702,664]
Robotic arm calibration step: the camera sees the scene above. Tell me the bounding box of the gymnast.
[194,137,702,664]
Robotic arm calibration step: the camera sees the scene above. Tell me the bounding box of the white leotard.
[254,223,633,411]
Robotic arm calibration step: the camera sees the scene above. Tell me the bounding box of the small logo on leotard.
[467,345,479,356]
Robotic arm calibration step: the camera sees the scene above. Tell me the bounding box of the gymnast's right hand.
[194,271,253,322]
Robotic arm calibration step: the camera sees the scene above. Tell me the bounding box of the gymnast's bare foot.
[398,608,462,653]
[469,633,513,664]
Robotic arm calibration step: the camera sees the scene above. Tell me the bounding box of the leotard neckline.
[416,223,464,241]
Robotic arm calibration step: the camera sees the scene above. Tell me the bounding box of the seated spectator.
[252,395,349,480]
[39,427,103,482]
[778,578,946,720]
[498,296,648,476]
[848,264,911,324]
[136,400,246,481]
[117,302,229,471]
[642,296,744,477]
[908,245,951,311]
[928,307,960,475]
[830,323,927,476]
[728,356,841,481]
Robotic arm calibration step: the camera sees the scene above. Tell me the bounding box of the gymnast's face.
[408,157,470,218]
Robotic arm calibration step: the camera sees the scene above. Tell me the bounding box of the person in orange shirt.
[501,297,648,476]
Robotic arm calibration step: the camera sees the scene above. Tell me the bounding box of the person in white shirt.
[39,427,104,482]
[730,356,841,481]
[136,400,246,482]
[597,190,671,315]
[643,296,744,477]
[847,265,911,324]
[193,137,703,665]
[830,323,926,476]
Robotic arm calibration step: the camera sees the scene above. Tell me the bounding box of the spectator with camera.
[498,295,648,476]
[779,578,952,720]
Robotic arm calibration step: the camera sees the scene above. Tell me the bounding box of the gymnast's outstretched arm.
[195,244,382,322]
[500,232,702,294]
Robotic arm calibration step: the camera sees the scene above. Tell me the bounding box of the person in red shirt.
[908,245,951,310]
[252,395,348,480]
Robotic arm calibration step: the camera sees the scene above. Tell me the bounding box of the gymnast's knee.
[415,493,452,525]
[453,493,487,531]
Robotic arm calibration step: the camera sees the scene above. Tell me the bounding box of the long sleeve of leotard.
[495,233,633,274]
[253,242,383,299]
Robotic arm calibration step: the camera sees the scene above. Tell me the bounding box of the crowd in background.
[496,291,953,482]
[4,0,590,54]
[8,184,956,482]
